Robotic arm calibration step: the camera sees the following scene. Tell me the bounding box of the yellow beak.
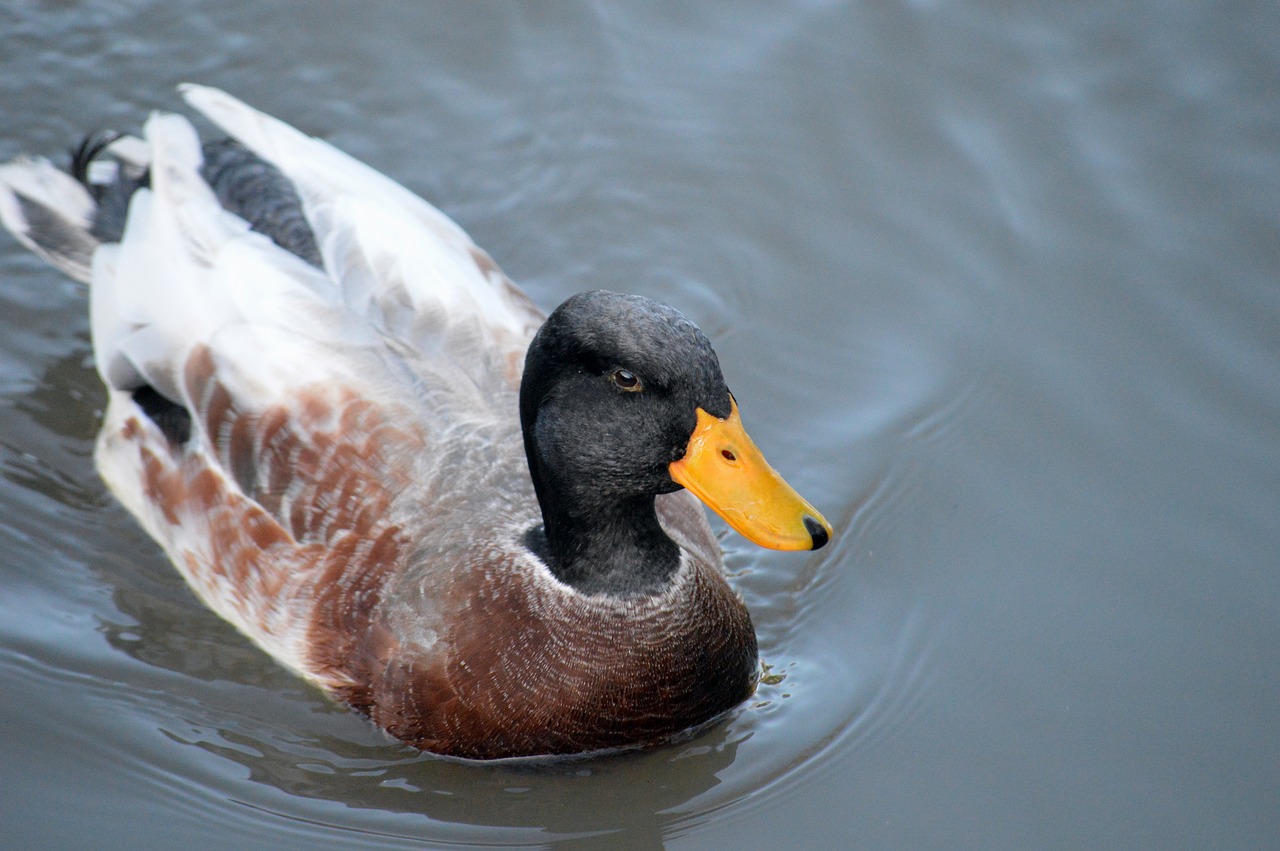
[668,398,832,551]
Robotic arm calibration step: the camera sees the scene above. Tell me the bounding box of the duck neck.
[529,491,682,597]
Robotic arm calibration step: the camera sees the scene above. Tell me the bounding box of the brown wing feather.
[120,343,425,693]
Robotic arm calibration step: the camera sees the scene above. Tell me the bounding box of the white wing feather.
[88,113,366,406]
[179,84,541,351]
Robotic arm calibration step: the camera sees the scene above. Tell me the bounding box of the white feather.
[90,110,394,413]
[179,84,539,348]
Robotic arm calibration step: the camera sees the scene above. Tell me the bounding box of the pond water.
[2,2,1277,849]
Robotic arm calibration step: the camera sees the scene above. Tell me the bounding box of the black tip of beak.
[803,515,829,550]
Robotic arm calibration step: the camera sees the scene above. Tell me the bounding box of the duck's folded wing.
[93,112,429,688]
[180,84,544,388]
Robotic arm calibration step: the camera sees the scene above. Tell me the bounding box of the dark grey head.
[518,290,830,596]
[520,290,732,492]
[518,291,731,592]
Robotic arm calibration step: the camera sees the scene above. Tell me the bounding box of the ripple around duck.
[0,242,979,848]
[0,9,987,841]
[0,308,970,851]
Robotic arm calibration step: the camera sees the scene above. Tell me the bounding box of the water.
[2,2,1278,848]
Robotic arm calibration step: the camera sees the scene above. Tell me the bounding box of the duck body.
[0,87,826,759]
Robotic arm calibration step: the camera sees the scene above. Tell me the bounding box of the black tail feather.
[69,131,123,190]
[68,130,150,244]
[63,131,322,269]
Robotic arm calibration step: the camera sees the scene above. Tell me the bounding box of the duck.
[0,86,831,760]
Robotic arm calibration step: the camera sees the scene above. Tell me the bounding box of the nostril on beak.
[803,515,829,550]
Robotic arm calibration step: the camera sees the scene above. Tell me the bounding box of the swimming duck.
[0,86,830,760]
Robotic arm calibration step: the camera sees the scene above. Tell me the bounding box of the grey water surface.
[1,2,1277,849]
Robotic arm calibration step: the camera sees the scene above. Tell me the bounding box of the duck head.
[519,290,831,595]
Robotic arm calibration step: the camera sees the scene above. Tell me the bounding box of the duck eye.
[609,368,643,392]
